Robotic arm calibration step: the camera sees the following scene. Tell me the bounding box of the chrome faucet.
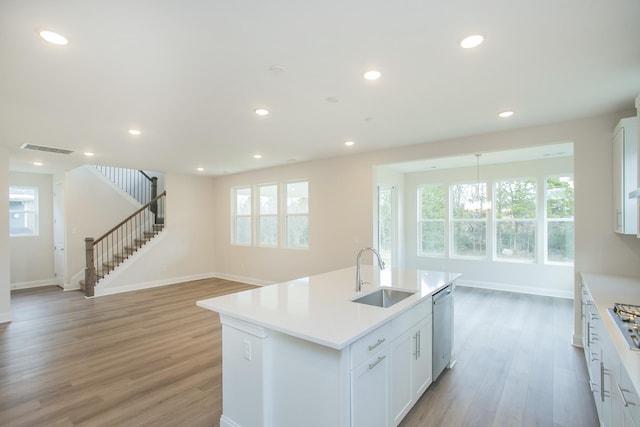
[356,247,386,292]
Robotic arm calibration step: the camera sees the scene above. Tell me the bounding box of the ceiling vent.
[20,143,74,155]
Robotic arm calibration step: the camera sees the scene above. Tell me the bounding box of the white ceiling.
[1,1,639,176]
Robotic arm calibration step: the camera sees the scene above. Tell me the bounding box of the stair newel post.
[84,237,96,297]
[151,177,158,223]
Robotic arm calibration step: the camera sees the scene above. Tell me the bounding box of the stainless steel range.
[609,303,640,351]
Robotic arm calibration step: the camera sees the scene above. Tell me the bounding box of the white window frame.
[493,177,537,263]
[284,180,309,249]
[418,184,446,257]
[257,183,278,247]
[9,186,39,237]
[544,175,574,265]
[231,186,252,246]
[450,182,489,259]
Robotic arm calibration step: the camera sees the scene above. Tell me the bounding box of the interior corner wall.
[94,172,216,296]
[9,171,54,289]
[0,147,11,323]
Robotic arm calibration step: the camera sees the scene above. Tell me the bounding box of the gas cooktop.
[609,303,640,351]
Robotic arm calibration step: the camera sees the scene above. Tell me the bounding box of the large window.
[233,187,252,245]
[546,176,574,263]
[418,184,445,256]
[285,181,309,248]
[495,178,536,261]
[451,183,488,257]
[258,184,278,246]
[9,186,39,236]
[232,180,309,248]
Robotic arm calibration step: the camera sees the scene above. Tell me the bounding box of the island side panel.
[219,316,272,427]
[270,330,351,426]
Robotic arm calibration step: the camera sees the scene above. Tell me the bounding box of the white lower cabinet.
[351,348,390,427]
[390,315,432,426]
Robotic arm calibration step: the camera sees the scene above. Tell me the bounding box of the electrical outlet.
[243,340,252,361]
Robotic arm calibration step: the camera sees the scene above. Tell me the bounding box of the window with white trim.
[232,186,252,245]
[258,184,278,246]
[285,181,309,248]
[495,178,537,261]
[545,176,574,263]
[418,184,446,256]
[451,183,488,258]
[9,186,39,237]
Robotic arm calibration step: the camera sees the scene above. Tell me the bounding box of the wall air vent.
[20,143,74,155]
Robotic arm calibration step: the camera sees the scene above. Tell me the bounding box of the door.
[53,180,65,287]
[377,185,396,269]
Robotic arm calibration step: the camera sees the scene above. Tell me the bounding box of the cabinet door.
[614,124,625,233]
[352,350,389,427]
[390,328,414,425]
[413,315,433,399]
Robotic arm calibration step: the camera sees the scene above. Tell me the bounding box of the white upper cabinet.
[613,117,638,234]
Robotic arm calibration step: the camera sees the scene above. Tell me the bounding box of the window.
[495,178,537,261]
[285,181,309,248]
[418,184,445,256]
[546,176,574,263]
[233,187,252,245]
[451,183,488,257]
[9,186,39,236]
[258,184,278,246]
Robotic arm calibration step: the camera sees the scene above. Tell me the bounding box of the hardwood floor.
[0,280,598,426]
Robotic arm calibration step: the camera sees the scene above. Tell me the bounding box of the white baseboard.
[94,272,219,297]
[220,415,241,427]
[0,311,11,324]
[10,279,57,290]
[212,272,273,287]
[456,279,573,299]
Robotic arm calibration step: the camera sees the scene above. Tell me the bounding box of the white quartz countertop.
[581,273,640,396]
[197,266,461,350]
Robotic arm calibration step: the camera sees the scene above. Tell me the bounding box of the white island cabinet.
[197,267,460,427]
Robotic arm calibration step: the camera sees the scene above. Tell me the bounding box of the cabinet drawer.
[351,322,391,368]
[391,297,432,337]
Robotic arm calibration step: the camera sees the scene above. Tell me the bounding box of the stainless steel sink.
[351,288,415,308]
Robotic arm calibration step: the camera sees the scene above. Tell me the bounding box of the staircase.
[82,166,166,297]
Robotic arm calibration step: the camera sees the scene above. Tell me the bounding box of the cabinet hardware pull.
[368,355,386,370]
[368,338,386,351]
[590,352,599,362]
[413,334,418,359]
[616,383,638,407]
[417,330,421,359]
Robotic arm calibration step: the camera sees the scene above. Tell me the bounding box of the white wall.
[0,147,10,323]
[398,156,574,298]
[9,172,55,289]
[94,172,216,296]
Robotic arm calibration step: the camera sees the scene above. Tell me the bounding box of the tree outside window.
[495,179,536,261]
[451,183,487,257]
[419,184,445,256]
[546,176,574,263]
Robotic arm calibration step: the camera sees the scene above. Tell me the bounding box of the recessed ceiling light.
[269,64,286,74]
[84,152,95,157]
[254,109,269,116]
[39,30,68,45]
[128,129,141,135]
[326,97,338,104]
[460,34,484,49]
[344,141,355,147]
[363,70,381,81]
[33,162,43,166]
[197,167,204,172]
[253,154,262,159]
[498,111,514,118]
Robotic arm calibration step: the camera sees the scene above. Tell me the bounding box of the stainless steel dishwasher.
[432,284,453,381]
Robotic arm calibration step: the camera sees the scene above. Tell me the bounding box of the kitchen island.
[197,266,461,427]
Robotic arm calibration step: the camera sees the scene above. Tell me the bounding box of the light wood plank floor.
[0,280,598,426]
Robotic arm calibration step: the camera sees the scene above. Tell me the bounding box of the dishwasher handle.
[433,285,453,304]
